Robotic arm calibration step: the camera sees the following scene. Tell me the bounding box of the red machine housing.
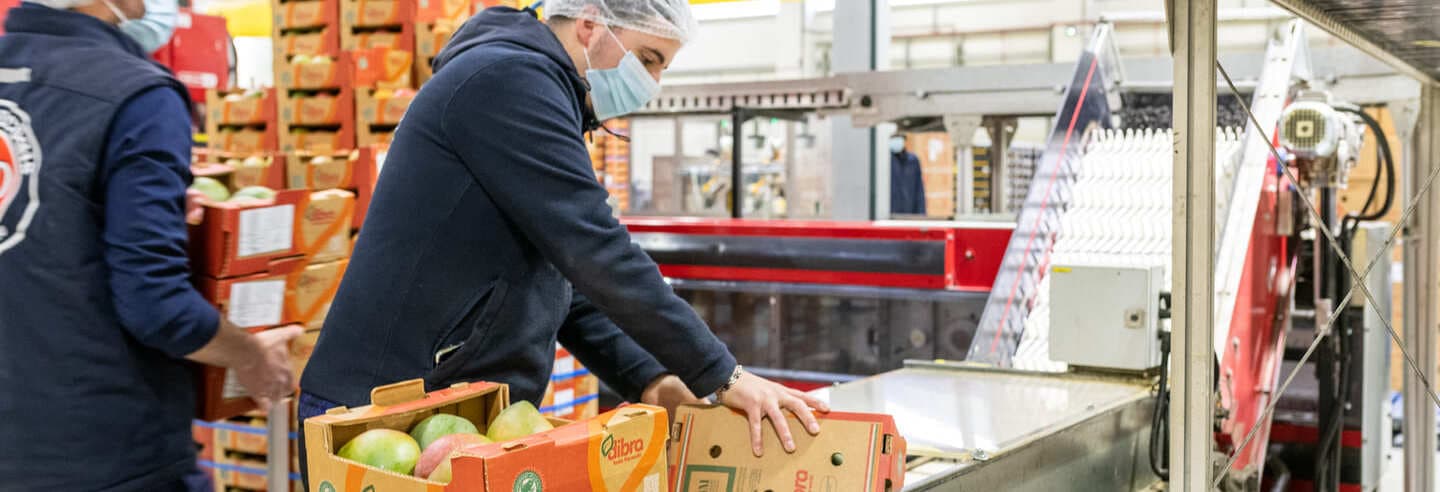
[622,218,1012,292]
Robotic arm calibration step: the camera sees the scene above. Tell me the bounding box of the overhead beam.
[1268,0,1438,85]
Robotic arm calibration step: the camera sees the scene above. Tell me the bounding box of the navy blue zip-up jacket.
[891,150,927,215]
[301,7,737,408]
[0,4,214,491]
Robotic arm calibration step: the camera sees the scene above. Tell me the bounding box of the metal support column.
[730,107,746,219]
[1404,82,1440,492]
[1169,0,1217,489]
[829,0,888,220]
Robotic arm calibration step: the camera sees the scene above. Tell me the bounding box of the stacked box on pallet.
[195,408,303,491]
[274,0,354,152]
[203,89,284,190]
[352,48,416,147]
[589,118,630,212]
[907,131,956,218]
[539,345,600,420]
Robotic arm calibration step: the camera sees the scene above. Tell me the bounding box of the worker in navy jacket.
[890,134,928,216]
[300,1,827,482]
[0,0,299,490]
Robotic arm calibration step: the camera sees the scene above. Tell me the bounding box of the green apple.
[189,177,230,202]
[337,429,421,475]
[409,414,479,450]
[228,186,276,202]
[241,155,267,168]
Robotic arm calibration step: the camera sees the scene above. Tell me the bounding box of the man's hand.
[233,325,304,409]
[717,370,830,457]
[640,374,703,422]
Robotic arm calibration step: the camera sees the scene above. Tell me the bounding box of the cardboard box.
[209,417,271,455]
[357,125,395,148]
[298,190,355,261]
[195,257,304,327]
[669,405,907,492]
[342,0,414,28]
[415,20,459,59]
[283,125,355,152]
[351,145,385,229]
[539,345,599,420]
[188,189,306,278]
[356,88,414,125]
[211,127,279,154]
[281,89,354,126]
[213,452,271,490]
[286,150,356,190]
[416,0,468,23]
[285,259,348,329]
[275,0,339,30]
[278,27,341,58]
[304,379,669,492]
[291,328,322,382]
[206,89,277,126]
[194,153,287,192]
[415,56,435,85]
[351,48,413,89]
[343,23,415,51]
[277,55,351,90]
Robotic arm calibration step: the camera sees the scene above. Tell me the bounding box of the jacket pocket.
[428,279,509,381]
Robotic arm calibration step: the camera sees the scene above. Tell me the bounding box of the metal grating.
[1279,0,1440,82]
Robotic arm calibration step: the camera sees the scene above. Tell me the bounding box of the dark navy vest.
[0,4,200,491]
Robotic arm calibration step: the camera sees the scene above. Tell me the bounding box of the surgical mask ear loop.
[101,0,130,23]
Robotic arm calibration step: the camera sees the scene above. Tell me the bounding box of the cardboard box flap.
[371,378,426,406]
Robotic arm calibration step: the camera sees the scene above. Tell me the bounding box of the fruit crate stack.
[274,0,354,153]
[202,88,283,190]
[538,345,599,420]
[194,412,304,492]
[907,131,956,218]
[336,0,414,150]
[586,118,631,213]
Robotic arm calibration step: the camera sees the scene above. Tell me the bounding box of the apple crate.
[273,0,340,31]
[415,0,469,24]
[276,26,342,59]
[276,54,352,91]
[206,89,277,127]
[304,379,668,492]
[280,88,355,127]
[342,22,415,52]
[341,0,415,29]
[280,124,356,153]
[193,152,286,192]
[351,48,414,89]
[188,189,306,278]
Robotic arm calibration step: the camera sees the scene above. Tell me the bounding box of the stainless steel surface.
[1269,0,1439,84]
[1171,0,1218,489]
[812,366,1158,491]
[811,367,1149,458]
[1357,222,1394,490]
[1404,81,1440,492]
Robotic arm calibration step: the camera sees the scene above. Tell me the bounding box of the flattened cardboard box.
[305,379,669,492]
[670,405,907,492]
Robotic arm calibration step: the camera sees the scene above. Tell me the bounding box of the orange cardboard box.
[285,259,348,329]
[344,23,415,51]
[343,0,414,27]
[298,190,355,262]
[351,145,385,229]
[211,127,279,154]
[195,257,304,328]
[281,89,354,126]
[213,452,270,490]
[357,126,395,148]
[277,55,351,90]
[286,150,356,190]
[194,153,286,191]
[188,190,305,278]
[540,345,599,420]
[279,27,341,57]
[351,48,413,89]
[283,125,355,152]
[415,20,458,59]
[209,417,271,455]
[669,405,907,492]
[291,328,322,381]
[206,89,276,126]
[356,87,415,124]
[275,0,339,30]
[416,0,468,23]
[304,379,669,492]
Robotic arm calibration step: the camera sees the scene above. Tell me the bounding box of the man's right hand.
[233,326,304,408]
[716,370,830,457]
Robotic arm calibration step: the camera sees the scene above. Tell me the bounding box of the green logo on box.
[600,433,615,457]
[317,482,336,492]
[514,470,542,492]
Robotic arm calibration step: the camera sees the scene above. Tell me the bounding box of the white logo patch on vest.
[0,99,41,255]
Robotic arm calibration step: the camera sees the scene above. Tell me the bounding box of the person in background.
[0,0,299,489]
[890,133,928,216]
[299,1,826,485]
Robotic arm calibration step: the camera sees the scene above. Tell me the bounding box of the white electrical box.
[1049,263,1165,371]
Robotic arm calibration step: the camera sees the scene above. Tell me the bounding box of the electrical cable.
[1149,330,1171,481]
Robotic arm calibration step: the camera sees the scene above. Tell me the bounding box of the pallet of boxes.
[191,83,307,490]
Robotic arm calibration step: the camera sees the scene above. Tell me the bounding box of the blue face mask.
[889,137,905,154]
[584,28,661,121]
[107,0,178,54]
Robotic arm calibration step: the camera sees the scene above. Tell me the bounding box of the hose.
[1334,105,1396,241]
[1149,330,1171,481]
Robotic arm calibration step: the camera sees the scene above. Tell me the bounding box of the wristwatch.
[714,364,744,401]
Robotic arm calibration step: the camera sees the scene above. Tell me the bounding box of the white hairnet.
[545,0,698,44]
[24,0,93,9]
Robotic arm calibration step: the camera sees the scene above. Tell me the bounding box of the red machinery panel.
[0,0,17,34]
[623,218,1013,292]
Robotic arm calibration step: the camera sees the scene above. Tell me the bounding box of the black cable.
[1150,330,1171,481]
[1335,106,1396,222]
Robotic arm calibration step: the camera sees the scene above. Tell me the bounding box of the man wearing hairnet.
[300,0,826,481]
[0,0,300,489]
